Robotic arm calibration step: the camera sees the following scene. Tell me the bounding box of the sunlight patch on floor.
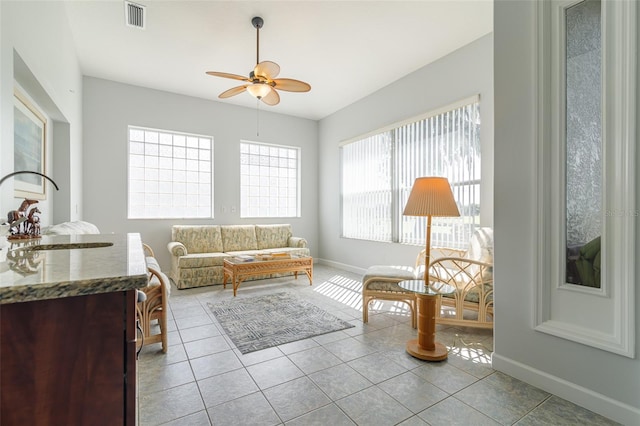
[449,334,493,365]
[313,274,363,310]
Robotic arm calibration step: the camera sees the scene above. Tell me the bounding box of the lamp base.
[406,339,448,361]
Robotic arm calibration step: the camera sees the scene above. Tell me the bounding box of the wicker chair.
[362,228,494,329]
[429,230,494,329]
[136,244,170,353]
[362,265,418,328]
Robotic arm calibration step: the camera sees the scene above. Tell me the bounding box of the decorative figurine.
[6,199,42,240]
[26,207,41,236]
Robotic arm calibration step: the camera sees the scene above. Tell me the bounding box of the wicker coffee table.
[223,255,313,296]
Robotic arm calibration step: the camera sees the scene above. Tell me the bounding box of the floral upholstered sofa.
[167,224,309,289]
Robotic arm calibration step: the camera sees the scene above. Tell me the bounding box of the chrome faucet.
[0,171,59,190]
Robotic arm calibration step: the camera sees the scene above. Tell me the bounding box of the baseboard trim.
[492,353,640,425]
[315,258,366,276]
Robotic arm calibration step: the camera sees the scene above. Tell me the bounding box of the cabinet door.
[1,291,133,424]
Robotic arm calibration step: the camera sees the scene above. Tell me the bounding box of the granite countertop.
[0,233,148,305]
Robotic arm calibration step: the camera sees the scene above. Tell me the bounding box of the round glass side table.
[398,280,455,361]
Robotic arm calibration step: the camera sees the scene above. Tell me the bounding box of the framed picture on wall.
[13,88,47,199]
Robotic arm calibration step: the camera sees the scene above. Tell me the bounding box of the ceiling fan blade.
[219,85,248,98]
[261,88,280,106]
[272,78,311,92]
[206,71,249,81]
[254,61,280,80]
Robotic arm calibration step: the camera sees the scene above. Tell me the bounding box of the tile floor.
[137,264,619,425]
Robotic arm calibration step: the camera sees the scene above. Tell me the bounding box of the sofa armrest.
[288,237,308,248]
[167,241,188,257]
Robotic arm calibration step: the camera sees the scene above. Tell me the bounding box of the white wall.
[317,34,494,271]
[493,1,640,424]
[82,77,318,270]
[0,1,82,224]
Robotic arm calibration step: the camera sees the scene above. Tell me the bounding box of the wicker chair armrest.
[146,266,170,296]
[433,247,467,258]
[167,241,187,257]
[431,256,492,268]
[142,243,155,258]
[415,247,467,268]
[429,257,493,286]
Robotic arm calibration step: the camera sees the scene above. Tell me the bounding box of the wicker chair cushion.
[362,265,419,293]
[467,227,494,263]
[461,285,493,303]
[363,265,416,283]
[148,268,171,296]
[365,280,415,292]
[146,256,161,271]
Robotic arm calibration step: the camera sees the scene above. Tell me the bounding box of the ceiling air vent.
[124,1,146,29]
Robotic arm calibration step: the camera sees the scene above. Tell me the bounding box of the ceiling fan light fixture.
[205,16,310,106]
[246,83,271,99]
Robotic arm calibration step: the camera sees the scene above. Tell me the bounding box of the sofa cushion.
[255,224,292,250]
[172,225,223,254]
[178,253,229,269]
[221,225,258,252]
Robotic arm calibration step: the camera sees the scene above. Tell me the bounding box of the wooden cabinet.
[1,290,137,425]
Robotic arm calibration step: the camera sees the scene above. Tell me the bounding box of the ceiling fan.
[206,16,311,106]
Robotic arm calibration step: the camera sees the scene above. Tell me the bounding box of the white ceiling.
[64,1,493,120]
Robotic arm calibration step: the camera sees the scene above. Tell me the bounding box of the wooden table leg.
[406,293,448,361]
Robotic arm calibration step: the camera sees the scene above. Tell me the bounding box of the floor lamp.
[401,177,460,360]
[403,176,461,284]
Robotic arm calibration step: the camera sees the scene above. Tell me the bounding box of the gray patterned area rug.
[207,292,354,354]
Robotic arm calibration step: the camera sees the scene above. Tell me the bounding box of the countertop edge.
[1,274,148,305]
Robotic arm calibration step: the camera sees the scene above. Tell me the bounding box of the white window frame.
[239,140,301,218]
[534,0,636,358]
[127,126,213,219]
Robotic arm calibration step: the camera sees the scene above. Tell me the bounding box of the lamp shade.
[403,177,460,217]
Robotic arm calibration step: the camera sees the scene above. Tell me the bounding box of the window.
[240,141,300,218]
[341,97,480,248]
[128,126,212,219]
[534,0,636,357]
